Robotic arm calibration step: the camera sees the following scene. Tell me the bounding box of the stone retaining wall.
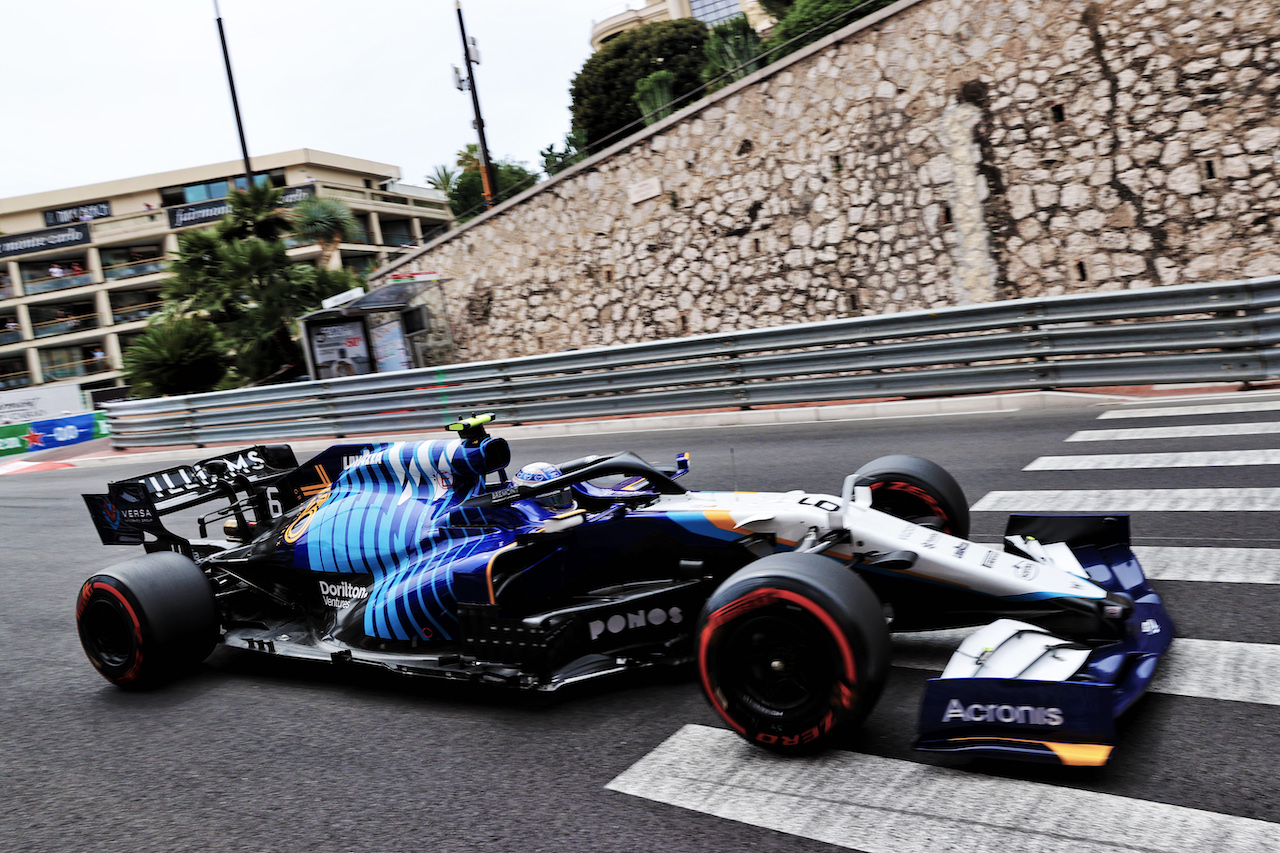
[382,0,1280,363]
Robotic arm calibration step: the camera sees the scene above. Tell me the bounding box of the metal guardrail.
[103,276,1280,447]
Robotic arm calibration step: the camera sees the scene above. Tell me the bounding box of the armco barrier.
[103,276,1280,448]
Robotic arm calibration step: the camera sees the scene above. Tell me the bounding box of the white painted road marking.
[890,633,1280,706]
[970,488,1280,512]
[1067,422,1280,442]
[1133,546,1280,584]
[1024,449,1280,470]
[607,725,1280,853]
[1099,400,1280,420]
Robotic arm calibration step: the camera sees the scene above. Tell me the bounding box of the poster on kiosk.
[308,319,373,379]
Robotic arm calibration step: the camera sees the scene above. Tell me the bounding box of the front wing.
[913,514,1175,766]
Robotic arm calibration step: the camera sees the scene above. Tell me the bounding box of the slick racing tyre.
[75,551,219,689]
[697,554,890,753]
[854,454,970,539]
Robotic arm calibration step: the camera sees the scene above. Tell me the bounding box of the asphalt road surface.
[2,392,1278,852]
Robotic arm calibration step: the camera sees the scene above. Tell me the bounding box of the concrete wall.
[382,0,1280,363]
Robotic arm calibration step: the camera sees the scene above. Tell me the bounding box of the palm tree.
[633,70,677,125]
[221,182,292,242]
[122,317,228,396]
[702,16,764,91]
[426,165,458,195]
[289,196,358,269]
[160,189,361,387]
[456,143,481,173]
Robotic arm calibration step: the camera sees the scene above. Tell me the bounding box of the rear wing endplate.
[82,445,297,546]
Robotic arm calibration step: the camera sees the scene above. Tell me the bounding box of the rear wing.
[82,445,298,547]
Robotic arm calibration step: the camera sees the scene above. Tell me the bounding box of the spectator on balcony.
[70,262,84,275]
[4,318,18,331]
[48,263,65,278]
[92,346,106,361]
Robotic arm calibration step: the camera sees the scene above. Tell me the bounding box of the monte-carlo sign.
[167,183,316,230]
[0,223,91,260]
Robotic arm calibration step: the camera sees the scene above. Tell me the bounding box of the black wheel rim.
[81,598,134,669]
[717,605,839,719]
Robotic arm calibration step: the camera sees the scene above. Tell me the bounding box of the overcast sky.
[0,0,621,199]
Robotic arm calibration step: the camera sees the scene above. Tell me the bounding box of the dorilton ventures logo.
[319,579,369,608]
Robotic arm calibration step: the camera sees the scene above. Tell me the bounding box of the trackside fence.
[103,276,1280,448]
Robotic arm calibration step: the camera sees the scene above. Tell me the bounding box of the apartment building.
[590,0,772,50]
[0,149,451,397]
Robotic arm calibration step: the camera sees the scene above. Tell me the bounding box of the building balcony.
[0,366,32,389]
[23,272,95,295]
[40,356,113,382]
[33,312,100,339]
[0,328,21,345]
[103,257,166,281]
[112,299,163,324]
[90,208,169,239]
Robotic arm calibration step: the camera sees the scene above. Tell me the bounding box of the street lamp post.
[213,0,254,189]
[454,1,499,207]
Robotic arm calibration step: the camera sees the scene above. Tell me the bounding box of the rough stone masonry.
[382,0,1280,364]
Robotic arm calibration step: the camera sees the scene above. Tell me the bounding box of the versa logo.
[942,699,1064,726]
[589,606,683,641]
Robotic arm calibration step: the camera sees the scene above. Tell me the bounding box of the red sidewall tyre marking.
[871,480,951,531]
[698,587,857,741]
[81,580,145,685]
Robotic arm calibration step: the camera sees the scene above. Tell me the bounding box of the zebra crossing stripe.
[1098,400,1280,420]
[970,488,1280,512]
[1132,546,1280,584]
[607,724,1280,853]
[1024,449,1280,470]
[890,632,1280,706]
[1067,422,1280,442]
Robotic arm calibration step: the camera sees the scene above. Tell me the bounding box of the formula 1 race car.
[77,415,1174,766]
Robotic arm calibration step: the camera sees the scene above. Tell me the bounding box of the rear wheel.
[854,454,970,539]
[75,552,219,688]
[697,554,889,753]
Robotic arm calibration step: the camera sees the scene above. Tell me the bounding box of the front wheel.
[75,551,219,688]
[697,553,890,753]
[854,454,970,539]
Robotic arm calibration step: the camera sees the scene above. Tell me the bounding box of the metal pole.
[455,1,499,207]
[214,0,254,188]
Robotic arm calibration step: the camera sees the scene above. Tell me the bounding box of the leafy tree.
[764,0,896,62]
[290,195,358,269]
[159,185,361,386]
[569,19,709,148]
[633,70,677,125]
[759,0,797,19]
[702,15,765,91]
[540,129,587,177]
[122,316,227,397]
[446,157,540,222]
[456,143,481,173]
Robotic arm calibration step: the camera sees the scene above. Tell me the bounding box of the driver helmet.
[514,462,575,511]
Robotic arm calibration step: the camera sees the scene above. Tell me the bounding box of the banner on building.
[0,386,86,424]
[43,201,112,227]
[0,223,91,260]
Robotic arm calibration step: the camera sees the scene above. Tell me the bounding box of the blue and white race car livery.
[77,414,1173,766]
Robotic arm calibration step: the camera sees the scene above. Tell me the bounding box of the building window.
[689,0,743,26]
[159,170,286,207]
